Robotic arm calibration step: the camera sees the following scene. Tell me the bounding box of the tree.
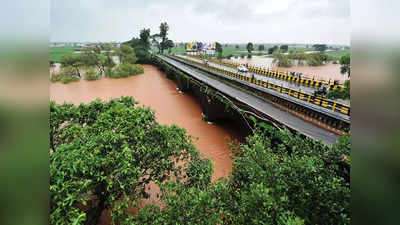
[268,45,279,55]
[246,42,254,54]
[60,53,83,77]
[159,22,169,53]
[165,39,174,53]
[258,44,265,51]
[215,42,223,58]
[139,28,151,50]
[280,45,288,52]
[313,44,327,52]
[115,44,136,64]
[306,52,325,66]
[132,123,350,225]
[50,97,213,225]
[235,45,239,49]
[273,50,292,67]
[340,54,350,77]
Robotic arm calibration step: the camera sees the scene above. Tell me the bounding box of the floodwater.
[50,65,244,224]
[226,56,347,83]
[50,65,242,224]
[50,64,237,179]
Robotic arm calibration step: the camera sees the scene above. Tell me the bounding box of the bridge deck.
[179,55,351,106]
[158,55,339,145]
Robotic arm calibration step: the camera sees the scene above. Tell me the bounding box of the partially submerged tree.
[340,54,350,77]
[273,50,292,67]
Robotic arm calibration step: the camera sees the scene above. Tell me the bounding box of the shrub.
[50,72,63,83]
[50,66,80,84]
[104,66,113,78]
[240,54,245,58]
[83,68,101,81]
[110,63,144,78]
[50,97,213,225]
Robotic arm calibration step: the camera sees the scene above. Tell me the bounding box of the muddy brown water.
[226,56,348,83]
[50,64,244,224]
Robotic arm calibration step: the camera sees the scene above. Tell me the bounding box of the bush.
[104,66,113,78]
[50,97,213,225]
[83,68,101,81]
[326,80,350,100]
[50,66,80,84]
[110,63,144,78]
[240,54,245,58]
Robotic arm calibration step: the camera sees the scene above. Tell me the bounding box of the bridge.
[154,54,350,145]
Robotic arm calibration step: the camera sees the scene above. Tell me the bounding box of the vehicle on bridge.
[237,65,248,73]
[313,84,328,97]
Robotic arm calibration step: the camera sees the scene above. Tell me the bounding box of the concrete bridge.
[155,54,350,145]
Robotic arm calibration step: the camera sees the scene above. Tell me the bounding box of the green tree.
[235,44,239,49]
[50,97,213,225]
[268,45,279,54]
[159,22,169,53]
[273,51,292,67]
[306,52,325,66]
[247,42,254,54]
[258,44,265,51]
[340,54,350,77]
[139,28,151,50]
[280,45,288,52]
[60,53,83,77]
[215,42,223,58]
[313,44,327,52]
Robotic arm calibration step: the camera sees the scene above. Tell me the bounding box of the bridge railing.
[183,54,346,91]
[172,55,350,117]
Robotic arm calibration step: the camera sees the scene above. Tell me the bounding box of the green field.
[50,46,81,63]
[325,49,350,61]
[153,44,350,61]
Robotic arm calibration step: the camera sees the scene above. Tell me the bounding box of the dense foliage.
[83,68,101,81]
[132,123,350,225]
[50,97,213,225]
[50,66,80,84]
[326,80,351,100]
[107,63,144,78]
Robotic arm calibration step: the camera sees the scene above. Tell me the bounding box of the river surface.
[226,56,347,83]
[50,65,244,223]
[50,64,239,179]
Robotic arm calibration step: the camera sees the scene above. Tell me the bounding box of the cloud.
[50,0,350,44]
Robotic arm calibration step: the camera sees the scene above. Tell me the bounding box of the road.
[158,55,340,145]
[178,55,351,106]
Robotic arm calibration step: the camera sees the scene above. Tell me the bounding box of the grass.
[50,46,81,63]
[155,44,350,61]
[324,49,350,61]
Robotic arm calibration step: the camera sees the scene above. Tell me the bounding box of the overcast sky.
[50,0,350,45]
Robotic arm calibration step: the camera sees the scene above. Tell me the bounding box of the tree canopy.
[247,42,254,54]
[50,97,213,225]
[340,54,351,77]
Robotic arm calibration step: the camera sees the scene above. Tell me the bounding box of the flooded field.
[226,56,348,83]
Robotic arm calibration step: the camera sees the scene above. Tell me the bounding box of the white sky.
[50,0,351,45]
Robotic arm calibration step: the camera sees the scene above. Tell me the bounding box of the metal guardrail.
[173,55,350,117]
[185,54,346,91]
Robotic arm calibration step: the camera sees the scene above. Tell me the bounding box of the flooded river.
[226,56,347,83]
[50,64,243,224]
[50,64,241,178]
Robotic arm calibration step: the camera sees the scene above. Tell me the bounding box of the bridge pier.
[175,75,191,92]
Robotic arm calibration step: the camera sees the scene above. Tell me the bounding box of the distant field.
[50,46,81,62]
[153,45,350,61]
[325,50,350,61]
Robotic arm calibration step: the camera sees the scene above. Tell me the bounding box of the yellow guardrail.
[173,55,350,116]
[184,54,345,91]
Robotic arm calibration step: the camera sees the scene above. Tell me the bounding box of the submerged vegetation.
[50,97,350,225]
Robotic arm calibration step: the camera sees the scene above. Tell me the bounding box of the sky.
[50,0,351,45]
